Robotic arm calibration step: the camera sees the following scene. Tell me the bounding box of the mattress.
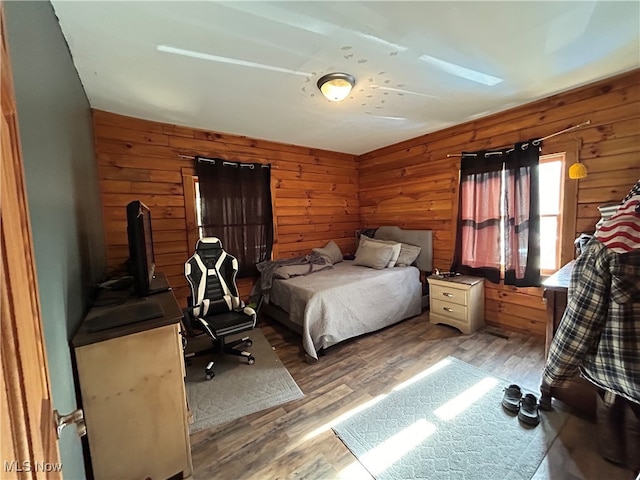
[269,260,422,360]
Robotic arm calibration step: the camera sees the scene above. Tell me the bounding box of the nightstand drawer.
[431,298,468,322]
[430,283,468,306]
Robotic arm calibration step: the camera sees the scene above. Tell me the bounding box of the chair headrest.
[196,237,222,249]
[195,237,224,257]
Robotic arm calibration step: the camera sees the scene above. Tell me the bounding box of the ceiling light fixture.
[317,73,356,102]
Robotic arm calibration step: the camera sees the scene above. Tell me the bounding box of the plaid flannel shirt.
[543,238,640,404]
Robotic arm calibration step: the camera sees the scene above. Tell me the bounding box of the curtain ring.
[240,164,255,169]
[532,139,541,146]
[521,143,529,150]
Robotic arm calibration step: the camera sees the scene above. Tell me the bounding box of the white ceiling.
[51,1,640,155]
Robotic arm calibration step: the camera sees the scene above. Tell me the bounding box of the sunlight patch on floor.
[339,419,437,478]
[434,376,498,420]
[303,359,451,442]
[334,366,499,477]
[302,394,388,441]
[338,460,374,480]
[392,357,451,392]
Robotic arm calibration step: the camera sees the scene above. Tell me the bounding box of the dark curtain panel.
[452,153,504,283]
[451,140,540,287]
[196,158,273,278]
[504,141,540,286]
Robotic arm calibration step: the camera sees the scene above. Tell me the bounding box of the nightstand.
[427,275,485,334]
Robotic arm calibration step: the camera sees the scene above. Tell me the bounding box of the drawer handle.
[443,307,454,312]
[442,292,454,297]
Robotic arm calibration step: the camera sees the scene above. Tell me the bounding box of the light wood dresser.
[427,275,485,334]
[72,274,192,480]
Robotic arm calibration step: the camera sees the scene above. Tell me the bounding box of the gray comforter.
[269,261,422,360]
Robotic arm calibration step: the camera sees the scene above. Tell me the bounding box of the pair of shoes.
[518,394,541,427]
[501,384,522,413]
[501,384,540,426]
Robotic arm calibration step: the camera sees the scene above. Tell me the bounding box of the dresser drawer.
[430,283,468,306]
[431,298,468,322]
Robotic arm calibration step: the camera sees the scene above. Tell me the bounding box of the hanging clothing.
[543,239,640,403]
[543,180,640,403]
[594,180,640,253]
[543,180,640,472]
[544,181,640,403]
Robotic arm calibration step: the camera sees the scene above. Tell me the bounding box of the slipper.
[518,393,541,426]
[501,384,522,413]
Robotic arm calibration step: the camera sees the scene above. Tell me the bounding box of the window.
[193,178,269,254]
[539,153,565,274]
[194,178,204,238]
[497,156,563,275]
[453,138,579,284]
[182,159,274,278]
[452,140,540,286]
[539,140,579,274]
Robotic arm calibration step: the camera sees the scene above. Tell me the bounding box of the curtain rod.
[178,154,272,168]
[446,120,591,158]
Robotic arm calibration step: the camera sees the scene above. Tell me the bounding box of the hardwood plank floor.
[189,312,636,480]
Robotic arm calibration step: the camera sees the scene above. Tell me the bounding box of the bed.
[261,226,433,362]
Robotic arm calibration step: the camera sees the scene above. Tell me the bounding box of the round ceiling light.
[317,73,356,102]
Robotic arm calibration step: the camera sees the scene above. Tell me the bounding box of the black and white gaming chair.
[184,237,256,380]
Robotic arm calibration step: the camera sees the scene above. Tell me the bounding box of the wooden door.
[1,5,62,477]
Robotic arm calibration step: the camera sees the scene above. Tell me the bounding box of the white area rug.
[333,356,568,480]
[185,329,303,434]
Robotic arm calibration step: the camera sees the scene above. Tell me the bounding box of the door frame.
[1,5,62,477]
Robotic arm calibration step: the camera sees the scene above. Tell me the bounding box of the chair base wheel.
[205,361,215,380]
[247,356,255,365]
[245,339,253,347]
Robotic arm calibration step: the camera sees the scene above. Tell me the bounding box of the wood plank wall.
[359,69,640,336]
[93,69,639,335]
[92,111,359,306]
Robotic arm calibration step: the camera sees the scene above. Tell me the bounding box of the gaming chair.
[184,238,256,380]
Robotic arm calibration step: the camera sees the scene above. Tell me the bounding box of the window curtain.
[504,142,540,286]
[451,140,541,287]
[452,154,504,283]
[196,158,273,278]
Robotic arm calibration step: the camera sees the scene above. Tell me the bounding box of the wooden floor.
[190,312,636,480]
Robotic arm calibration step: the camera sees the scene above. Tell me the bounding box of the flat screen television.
[126,200,156,295]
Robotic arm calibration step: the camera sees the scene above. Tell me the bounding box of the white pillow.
[395,243,422,267]
[313,240,343,264]
[354,241,396,270]
[359,235,401,268]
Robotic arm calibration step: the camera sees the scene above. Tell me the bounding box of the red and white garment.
[594,180,640,253]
